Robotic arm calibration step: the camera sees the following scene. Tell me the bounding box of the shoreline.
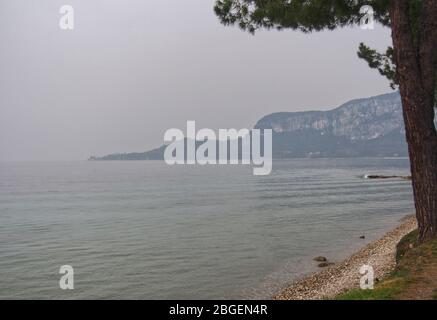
[273,215,418,300]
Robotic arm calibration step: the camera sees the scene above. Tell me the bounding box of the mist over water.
[0,159,413,299]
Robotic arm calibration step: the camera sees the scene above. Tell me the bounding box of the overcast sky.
[0,0,393,161]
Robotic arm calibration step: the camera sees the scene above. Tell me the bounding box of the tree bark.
[389,0,437,242]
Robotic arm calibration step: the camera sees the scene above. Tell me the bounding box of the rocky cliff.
[91,92,430,160]
[254,92,410,158]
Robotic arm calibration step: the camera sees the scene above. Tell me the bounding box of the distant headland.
[89,92,425,161]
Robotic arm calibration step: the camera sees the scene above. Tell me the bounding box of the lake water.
[0,159,414,299]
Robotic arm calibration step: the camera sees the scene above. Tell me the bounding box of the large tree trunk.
[390,0,437,242]
[401,89,437,243]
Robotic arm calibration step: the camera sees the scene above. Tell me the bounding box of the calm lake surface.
[0,159,414,299]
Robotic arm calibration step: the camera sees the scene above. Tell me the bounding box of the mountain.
[90,92,421,160]
[255,91,408,158]
[89,145,166,161]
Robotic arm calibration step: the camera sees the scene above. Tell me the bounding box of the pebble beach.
[273,215,417,300]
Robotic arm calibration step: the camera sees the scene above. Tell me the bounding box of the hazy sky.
[0,0,393,161]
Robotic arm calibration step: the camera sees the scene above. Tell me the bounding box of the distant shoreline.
[88,156,411,161]
[273,215,417,300]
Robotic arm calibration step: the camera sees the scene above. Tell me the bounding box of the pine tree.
[215,0,437,243]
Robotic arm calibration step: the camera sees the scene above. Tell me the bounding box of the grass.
[336,230,437,300]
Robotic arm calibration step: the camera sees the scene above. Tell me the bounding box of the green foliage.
[214,1,391,33]
[357,44,397,89]
[396,229,419,262]
[336,278,406,300]
[336,229,437,300]
[213,0,426,88]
